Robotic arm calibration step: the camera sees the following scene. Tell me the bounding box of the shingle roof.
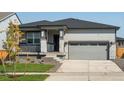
[20,18,120,30]
[0,12,15,22]
[21,20,50,27]
[116,37,124,41]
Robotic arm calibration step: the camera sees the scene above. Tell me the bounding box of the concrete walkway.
[46,60,124,81]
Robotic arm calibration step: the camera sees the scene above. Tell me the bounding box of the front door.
[53,34,59,51]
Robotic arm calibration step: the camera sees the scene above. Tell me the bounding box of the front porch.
[19,26,66,56]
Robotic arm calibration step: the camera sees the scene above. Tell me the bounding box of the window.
[27,32,40,45]
[34,32,40,44]
[89,43,97,46]
[118,42,121,46]
[122,42,124,46]
[80,43,88,46]
[70,43,79,46]
[98,42,107,46]
[27,32,33,44]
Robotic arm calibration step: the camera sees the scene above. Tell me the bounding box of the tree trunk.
[13,57,16,77]
[24,61,27,76]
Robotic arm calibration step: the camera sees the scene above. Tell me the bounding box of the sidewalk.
[0,72,53,75]
[46,72,124,81]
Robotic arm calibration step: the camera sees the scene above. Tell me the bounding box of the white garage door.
[69,42,108,60]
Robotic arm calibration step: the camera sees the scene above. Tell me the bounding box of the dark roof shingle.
[20,18,120,29]
[116,37,124,41]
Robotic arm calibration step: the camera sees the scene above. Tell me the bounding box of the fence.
[116,48,124,58]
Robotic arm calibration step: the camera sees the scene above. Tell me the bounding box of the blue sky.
[17,12,124,37]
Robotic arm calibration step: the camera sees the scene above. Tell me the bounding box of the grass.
[0,75,49,81]
[0,63,54,72]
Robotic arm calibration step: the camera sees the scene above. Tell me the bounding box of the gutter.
[15,13,22,24]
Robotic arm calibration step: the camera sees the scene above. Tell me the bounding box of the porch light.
[41,30,45,37]
[60,30,64,38]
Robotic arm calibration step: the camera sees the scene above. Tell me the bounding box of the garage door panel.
[69,44,107,60]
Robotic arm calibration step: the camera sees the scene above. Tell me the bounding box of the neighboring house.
[116,37,124,58]
[0,12,21,50]
[19,18,119,60]
[116,37,124,47]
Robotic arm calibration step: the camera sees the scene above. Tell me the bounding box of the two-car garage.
[68,41,109,60]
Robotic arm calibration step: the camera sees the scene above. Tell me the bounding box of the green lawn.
[0,75,49,81]
[0,63,54,72]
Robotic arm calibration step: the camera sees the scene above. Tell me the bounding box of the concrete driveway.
[46,60,124,81]
[57,60,122,72]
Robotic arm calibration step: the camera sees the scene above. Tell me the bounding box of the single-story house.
[19,18,119,60]
[116,37,124,58]
[0,12,21,50]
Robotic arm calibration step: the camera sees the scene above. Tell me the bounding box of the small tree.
[3,22,23,76]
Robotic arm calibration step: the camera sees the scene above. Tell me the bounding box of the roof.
[20,20,50,27]
[0,12,15,21]
[20,18,120,30]
[116,37,124,41]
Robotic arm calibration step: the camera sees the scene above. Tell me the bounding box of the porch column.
[40,30,47,53]
[59,29,64,53]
